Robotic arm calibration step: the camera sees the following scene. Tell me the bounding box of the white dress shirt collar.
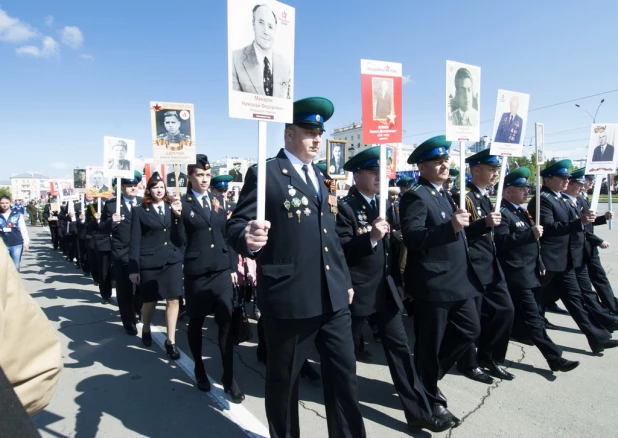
[283,148,321,196]
[191,189,210,208]
[253,42,273,73]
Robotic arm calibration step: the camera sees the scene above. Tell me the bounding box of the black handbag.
[230,284,253,345]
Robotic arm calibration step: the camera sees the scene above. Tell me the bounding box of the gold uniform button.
[326,265,330,270]
[323,228,327,233]
[209,227,212,231]
[321,212,324,216]
[324,247,329,252]
[163,228,167,232]
[164,242,168,246]
[211,244,215,248]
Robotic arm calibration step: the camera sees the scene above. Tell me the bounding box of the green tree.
[0,187,11,198]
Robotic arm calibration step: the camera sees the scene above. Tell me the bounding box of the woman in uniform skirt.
[128,172,184,359]
[180,155,244,403]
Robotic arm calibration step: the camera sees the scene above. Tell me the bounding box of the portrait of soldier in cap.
[165,164,188,188]
[106,139,131,171]
[73,169,87,189]
[228,162,244,182]
[230,2,292,99]
[156,110,192,145]
[373,77,393,120]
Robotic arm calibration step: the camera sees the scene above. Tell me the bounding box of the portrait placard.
[326,140,348,180]
[150,102,196,165]
[164,164,188,195]
[85,166,113,200]
[489,90,530,157]
[446,60,481,142]
[385,144,397,180]
[73,168,87,190]
[226,159,248,183]
[535,123,545,164]
[361,59,403,144]
[585,124,618,175]
[103,136,135,178]
[144,162,165,185]
[49,181,59,197]
[227,0,295,122]
[59,179,74,197]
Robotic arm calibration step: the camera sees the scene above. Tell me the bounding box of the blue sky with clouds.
[2,0,617,180]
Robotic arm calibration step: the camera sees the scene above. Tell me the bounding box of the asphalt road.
[20,223,617,437]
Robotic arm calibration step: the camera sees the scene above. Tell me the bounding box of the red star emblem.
[281,10,287,19]
[152,104,162,111]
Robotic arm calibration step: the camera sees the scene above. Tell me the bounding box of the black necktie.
[202,196,209,209]
[158,206,164,216]
[302,165,319,201]
[370,198,377,215]
[438,188,445,197]
[127,200,133,211]
[263,57,273,96]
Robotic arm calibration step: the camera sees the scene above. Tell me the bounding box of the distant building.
[10,173,50,200]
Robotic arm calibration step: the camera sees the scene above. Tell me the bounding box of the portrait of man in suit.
[591,129,615,162]
[494,95,524,144]
[165,164,188,188]
[231,3,291,99]
[106,140,131,171]
[329,142,345,176]
[228,162,244,182]
[74,169,87,189]
[89,170,109,193]
[373,78,393,120]
[449,67,479,127]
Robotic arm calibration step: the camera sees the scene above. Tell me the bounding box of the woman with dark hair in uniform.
[180,155,244,403]
[128,172,184,359]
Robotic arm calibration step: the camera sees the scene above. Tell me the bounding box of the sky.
[2,0,618,180]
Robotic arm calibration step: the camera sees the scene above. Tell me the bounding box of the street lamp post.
[575,99,611,228]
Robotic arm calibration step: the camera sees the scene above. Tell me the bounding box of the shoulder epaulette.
[500,207,508,214]
[412,184,422,192]
[541,192,550,199]
[340,194,355,205]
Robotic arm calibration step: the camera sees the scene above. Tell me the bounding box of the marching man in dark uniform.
[210,174,236,219]
[43,200,60,250]
[528,161,618,353]
[442,168,458,195]
[180,155,243,402]
[400,136,482,426]
[396,176,414,199]
[100,171,143,335]
[494,167,580,372]
[457,149,515,384]
[227,97,366,438]
[580,172,618,313]
[87,200,113,304]
[336,147,455,433]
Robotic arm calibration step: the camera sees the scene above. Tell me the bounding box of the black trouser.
[370,306,432,423]
[114,262,141,330]
[64,234,77,261]
[77,237,88,272]
[510,287,562,362]
[541,269,610,349]
[351,315,367,355]
[576,265,618,329]
[586,252,618,314]
[458,278,514,368]
[49,225,59,250]
[263,308,365,438]
[188,311,233,385]
[96,250,112,300]
[414,298,480,407]
[87,248,100,284]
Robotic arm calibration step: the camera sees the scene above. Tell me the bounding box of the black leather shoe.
[125,324,138,336]
[142,330,152,347]
[591,339,618,354]
[195,366,211,392]
[101,298,110,305]
[545,321,560,330]
[510,336,534,346]
[548,358,580,372]
[356,350,372,363]
[458,366,494,384]
[436,387,447,404]
[165,341,180,360]
[408,415,455,433]
[479,360,515,381]
[546,302,569,315]
[300,361,321,381]
[431,404,460,426]
[223,378,245,403]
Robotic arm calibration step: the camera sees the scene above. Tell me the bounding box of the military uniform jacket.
[226,148,353,319]
[128,202,184,273]
[494,200,545,289]
[386,200,401,232]
[528,186,584,272]
[578,194,606,258]
[99,196,142,264]
[43,205,58,228]
[180,192,234,276]
[464,183,504,285]
[336,193,404,317]
[400,177,482,302]
[84,202,111,252]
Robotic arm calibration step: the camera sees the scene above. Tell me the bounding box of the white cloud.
[44,15,54,26]
[49,162,71,170]
[402,75,415,86]
[59,25,83,49]
[79,53,94,61]
[0,8,38,42]
[16,36,59,58]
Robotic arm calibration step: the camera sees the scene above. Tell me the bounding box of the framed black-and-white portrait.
[164,164,189,192]
[73,168,87,189]
[85,166,113,199]
[326,140,348,180]
[150,102,196,165]
[372,77,394,121]
[446,60,481,142]
[103,136,135,178]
